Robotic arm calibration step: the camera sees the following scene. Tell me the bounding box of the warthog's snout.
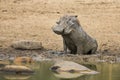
[52,26,64,35]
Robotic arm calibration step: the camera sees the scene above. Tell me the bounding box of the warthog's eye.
[74,15,78,18]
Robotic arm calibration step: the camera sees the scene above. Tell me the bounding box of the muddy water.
[0,61,120,80]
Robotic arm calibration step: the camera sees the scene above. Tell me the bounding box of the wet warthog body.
[52,15,98,55]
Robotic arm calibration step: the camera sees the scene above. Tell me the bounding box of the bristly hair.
[63,15,81,27]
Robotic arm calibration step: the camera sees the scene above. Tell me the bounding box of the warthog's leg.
[63,39,67,54]
[91,40,98,54]
[91,47,97,54]
[77,46,83,55]
[71,50,77,54]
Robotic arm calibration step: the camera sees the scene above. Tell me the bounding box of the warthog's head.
[52,15,80,35]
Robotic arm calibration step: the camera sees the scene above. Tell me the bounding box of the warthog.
[52,15,98,55]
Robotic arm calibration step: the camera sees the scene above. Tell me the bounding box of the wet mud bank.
[0,47,120,63]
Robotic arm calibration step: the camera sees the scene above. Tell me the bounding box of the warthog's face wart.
[52,15,79,35]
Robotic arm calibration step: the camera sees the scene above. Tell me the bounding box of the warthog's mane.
[59,15,81,27]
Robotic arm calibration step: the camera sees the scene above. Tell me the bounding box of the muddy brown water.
[0,61,120,80]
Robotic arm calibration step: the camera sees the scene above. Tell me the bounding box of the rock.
[0,65,34,74]
[32,55,43,61]
[11,40,43,50]
[0,54,9,61]
[14,57,33,65]
[50,61,98,74]
[0,44,2,47]
[0,60,10,66]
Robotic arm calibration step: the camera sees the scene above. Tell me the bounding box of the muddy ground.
[0,0,120,62]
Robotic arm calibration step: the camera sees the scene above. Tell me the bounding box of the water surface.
[0,61,120,80]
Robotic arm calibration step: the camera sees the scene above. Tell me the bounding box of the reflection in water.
[82,64,97,70]
[89,63,120,80]
[3,74,31,80]
[0,61,120,80]
[53,72,84,79]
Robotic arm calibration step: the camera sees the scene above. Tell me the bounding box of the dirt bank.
[0,0,120,56]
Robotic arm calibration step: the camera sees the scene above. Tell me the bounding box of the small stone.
[14,57,33,64]
[2,10,7,12]
[32,55,43,61]
[0,45,2,47]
